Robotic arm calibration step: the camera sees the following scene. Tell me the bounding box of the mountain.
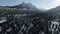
[0,2,44,15]
[0,2,40,11]
[48,6,60,13]
[45,6,60,16]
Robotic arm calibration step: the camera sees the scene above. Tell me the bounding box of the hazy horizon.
[0,0,60,10]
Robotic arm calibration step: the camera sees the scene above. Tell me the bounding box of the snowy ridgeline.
[0,2,39,11]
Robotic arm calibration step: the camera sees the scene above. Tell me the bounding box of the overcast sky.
[0,0,60,10]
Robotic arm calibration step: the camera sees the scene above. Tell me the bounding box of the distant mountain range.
[0,2,60,17]
[0,2,45,16]
[45,6,60,16]
[47,6,60,13]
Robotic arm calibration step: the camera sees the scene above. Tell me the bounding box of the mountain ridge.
[0,2,41,11]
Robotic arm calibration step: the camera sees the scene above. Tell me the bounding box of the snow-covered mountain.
[2,2,39,11]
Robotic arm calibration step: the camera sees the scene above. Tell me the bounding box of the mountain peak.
[21,2,27,4]
[0,2,41,11]
[7,2,39,11]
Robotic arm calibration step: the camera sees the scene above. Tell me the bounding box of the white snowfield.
[52,21,59,25]
[0,19,7,23]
